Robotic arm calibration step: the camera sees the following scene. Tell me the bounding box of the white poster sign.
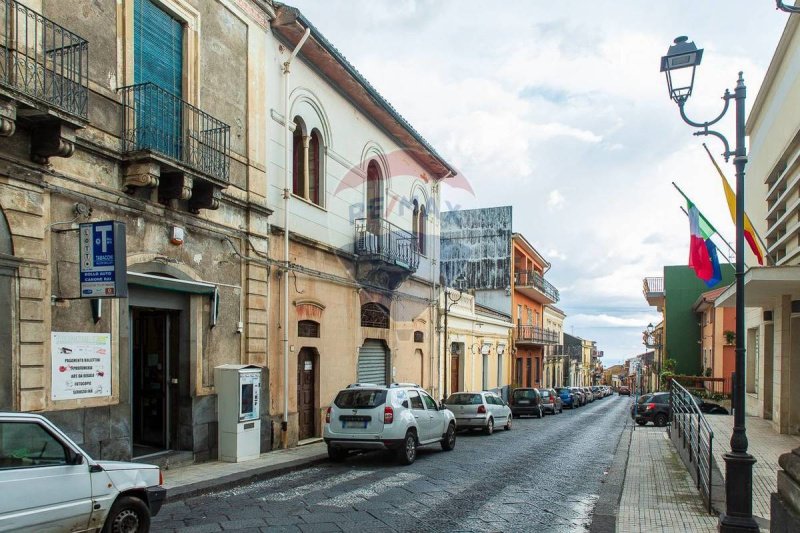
[51,332,112,400]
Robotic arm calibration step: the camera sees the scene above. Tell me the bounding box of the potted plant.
[704,367,713,377]
[724,330,736,345]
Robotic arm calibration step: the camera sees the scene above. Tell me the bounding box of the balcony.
[514,269,559,304]
[119,83,231,213]
[643,276,665,310]
[354,217,419,290]
[0,0,89,163]
[515,324,559,346]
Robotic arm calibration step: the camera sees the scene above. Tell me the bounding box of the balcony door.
[134,0,183,160]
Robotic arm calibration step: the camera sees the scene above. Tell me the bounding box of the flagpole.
[679,205,736,263]
[672,181,739,255]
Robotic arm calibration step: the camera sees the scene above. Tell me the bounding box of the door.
[358,340,387,386]
[420,391,444,437]
[132,309,179,454]
[0,420,92,531]
[407,391,433,442]
[297,348,317,440]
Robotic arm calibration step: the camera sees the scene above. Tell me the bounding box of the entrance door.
[450,353,460,394]
[132,308,179,455]
[297,348,317,441]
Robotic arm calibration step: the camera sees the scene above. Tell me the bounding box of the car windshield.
[637,394,653,404]
[446,393,483,405]
[512,389,538,400]
[334,389,387,409]
[556,388,570,394]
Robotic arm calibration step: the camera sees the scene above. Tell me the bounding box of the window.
[360,303,389,329]
[291,122,323,206]
[334,389,387,409]
[413,330,424,343]
[367,161,383,223]
[421,391,437,410]
[408,390,424,410]
[417,205,427,255]
[517,305,522,324]
[412,199,419,243]
[308,130,321,205]
[0,422,70,469]
[298,320,320,338]
[527,308,533,326]
[292,118,305,197]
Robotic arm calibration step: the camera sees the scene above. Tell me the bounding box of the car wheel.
[637,420,647,426]
[328,445,347,462]
[441,423,456,451]
[559,405,564,414]
[505,415,512,430]
[103,495,150,533]
[537,406,543,419]
[397,431,417,465]
[654,413,668,427]
[484,417,494,435]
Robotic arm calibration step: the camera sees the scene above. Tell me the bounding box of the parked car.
[445,391,512,434]
[570,387,586,406]
[581,387,595,402]
[555,387,577,409]
[631,391,671,427]
[509,388,544,418]
[618,386,631,396]
[324,383,457,465]
[0,412,166,532]
[538,388,563,415]
[591,386,603,399]
[698,400,729,415]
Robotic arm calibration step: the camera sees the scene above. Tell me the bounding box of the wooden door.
[297,348,316,440]
[450,354,460,394]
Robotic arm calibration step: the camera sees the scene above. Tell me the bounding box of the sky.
[287,0,790,365]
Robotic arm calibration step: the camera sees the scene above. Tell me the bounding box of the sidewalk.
[160,441,328,500]
[706,413,800,531]
[616,426,718,533]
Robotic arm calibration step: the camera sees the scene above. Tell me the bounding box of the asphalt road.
[153,395,632,533]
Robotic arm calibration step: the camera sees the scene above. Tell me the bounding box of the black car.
[509,388,544,418]
[631,392,670,427]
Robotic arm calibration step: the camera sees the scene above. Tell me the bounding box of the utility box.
[215,364,262,462]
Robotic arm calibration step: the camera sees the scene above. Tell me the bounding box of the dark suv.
[509,388,543,418]
[631,392,670,427]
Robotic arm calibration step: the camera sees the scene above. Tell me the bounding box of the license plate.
[344,421,368,429]
[518,400,530,404]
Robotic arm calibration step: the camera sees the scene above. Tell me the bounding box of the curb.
[590,416,633,533]
[165,453,330,502]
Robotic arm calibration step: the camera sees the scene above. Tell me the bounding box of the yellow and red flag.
[703,145,765,265]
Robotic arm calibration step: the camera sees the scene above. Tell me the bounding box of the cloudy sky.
[288,0,790,365]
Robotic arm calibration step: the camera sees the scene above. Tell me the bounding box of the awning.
[127,271,217,294]
[715,266,800,308]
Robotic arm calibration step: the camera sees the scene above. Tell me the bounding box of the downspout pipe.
[281,27,311,447]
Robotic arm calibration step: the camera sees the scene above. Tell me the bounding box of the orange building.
[694,287,735,394]
[511,234,559,388]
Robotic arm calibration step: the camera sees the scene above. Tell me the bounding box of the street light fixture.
[441,274,466,400]
[660,36,758,532]
[776,1,800,14]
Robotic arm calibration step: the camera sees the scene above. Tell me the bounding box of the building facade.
[693,287,735,395]
[542,305,566,388]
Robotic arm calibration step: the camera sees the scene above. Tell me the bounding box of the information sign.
[79,221,127,298]
[51,332,112,400]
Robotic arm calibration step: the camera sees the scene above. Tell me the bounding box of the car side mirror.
[439,401,445,410]
[69,450,84,465]
[401,400,409,409]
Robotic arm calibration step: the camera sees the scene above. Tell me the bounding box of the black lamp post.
[441,275,466,400]
[661,36,758,532]
[776,1,800,14]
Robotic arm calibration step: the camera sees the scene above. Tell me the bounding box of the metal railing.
[354,218,420,271]
[120,82,231,183]
[0,0,88,118]
[515,324,559,345]
[643,276,664,295]
[669,379,714,513]
[514,269,560,302]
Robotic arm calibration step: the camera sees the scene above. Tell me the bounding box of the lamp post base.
[719,451,759,533]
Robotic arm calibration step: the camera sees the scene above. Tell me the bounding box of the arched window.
[417,205,427,255]
[412,199,419,242]
[360,302,389,329]
[366,160,383,223]
[308,129,322,206]
[413,330,424,343]
[298,320,320,338]
[292,117,305,197]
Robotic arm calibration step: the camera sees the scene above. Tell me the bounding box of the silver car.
[444,391,512,435]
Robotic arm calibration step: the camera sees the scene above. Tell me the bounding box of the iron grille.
[516,325,559,345]
[514,270,559,302]
[354,217,420,271]
[0,0,88,118]
[413,330,424,343]
[119,82,231,184]
[298,320,320,338]
[360,303,389,329]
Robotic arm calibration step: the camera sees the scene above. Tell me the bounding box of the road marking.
[212,466,327,498]
[261,469,374,501]
[319,472,423,508]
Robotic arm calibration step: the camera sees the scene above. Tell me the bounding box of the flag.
[703,145,765,265]
[688,200,723,287]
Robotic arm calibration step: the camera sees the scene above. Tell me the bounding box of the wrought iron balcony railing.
[515,324,559,345]
[355,217,420,271]
[643,276,664,295]
[120,82,230,184]
[514,269,560,302]
[0,0,88,118]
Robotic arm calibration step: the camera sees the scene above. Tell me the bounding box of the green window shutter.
[134,0,183,97]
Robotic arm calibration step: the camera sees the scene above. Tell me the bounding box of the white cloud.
[547,248,567,261]
[547,190,565,210]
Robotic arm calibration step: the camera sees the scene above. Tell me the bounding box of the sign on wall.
[79,221,128,298]
[51,332,112,400]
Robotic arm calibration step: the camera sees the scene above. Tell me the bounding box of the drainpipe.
[281,27,311,448]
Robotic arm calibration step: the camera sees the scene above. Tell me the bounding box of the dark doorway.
[132,308,180,456]
[297,348,317,441]
[450,352,460,395]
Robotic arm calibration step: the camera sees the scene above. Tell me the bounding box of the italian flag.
[688,200,722,287]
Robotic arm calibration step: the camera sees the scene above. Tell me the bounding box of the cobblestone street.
[154,397,631,532]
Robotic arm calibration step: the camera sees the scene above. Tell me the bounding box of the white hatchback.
[444,391,513,435]
[0,412,165,532]
[323,383,457,465]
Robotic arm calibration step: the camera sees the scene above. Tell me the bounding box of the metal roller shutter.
[358,340,387,386]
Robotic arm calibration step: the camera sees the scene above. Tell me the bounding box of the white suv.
[323,383,457,465]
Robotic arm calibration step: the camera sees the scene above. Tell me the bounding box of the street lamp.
[441,274,466,400]
[776,1,800,14]
[661,36,758,532]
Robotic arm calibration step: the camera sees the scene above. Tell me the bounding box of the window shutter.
[134,0,183,98]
